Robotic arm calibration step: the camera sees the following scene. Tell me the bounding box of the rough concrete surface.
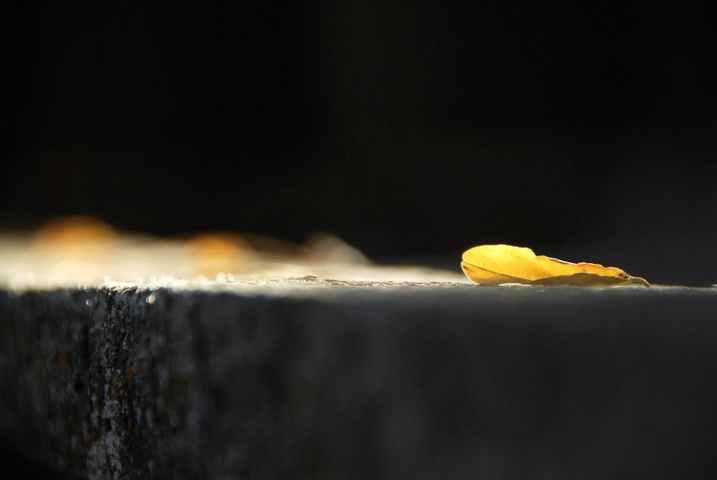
[1,277,717,479]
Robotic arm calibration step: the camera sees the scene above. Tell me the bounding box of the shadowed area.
[1,282,716,478]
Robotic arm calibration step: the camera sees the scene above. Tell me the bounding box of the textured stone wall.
[2,282,717,479]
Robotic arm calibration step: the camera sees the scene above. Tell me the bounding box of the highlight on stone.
[0,216,465,290]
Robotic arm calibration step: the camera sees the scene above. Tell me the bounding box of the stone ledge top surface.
[1,233,714,297]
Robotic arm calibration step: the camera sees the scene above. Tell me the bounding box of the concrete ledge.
[2,281,717,479]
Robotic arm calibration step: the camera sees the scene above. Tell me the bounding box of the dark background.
[1,1,714,285]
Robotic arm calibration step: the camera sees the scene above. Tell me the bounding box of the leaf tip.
[629,276,650,287]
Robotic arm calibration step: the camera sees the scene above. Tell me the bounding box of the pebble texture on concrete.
[1,279,716,479]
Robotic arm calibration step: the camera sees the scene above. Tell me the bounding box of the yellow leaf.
[461,244,649,287]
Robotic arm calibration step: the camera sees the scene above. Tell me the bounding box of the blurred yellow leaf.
[461,244,649,287]
[184,233,250,275]
[32,215,117,248]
